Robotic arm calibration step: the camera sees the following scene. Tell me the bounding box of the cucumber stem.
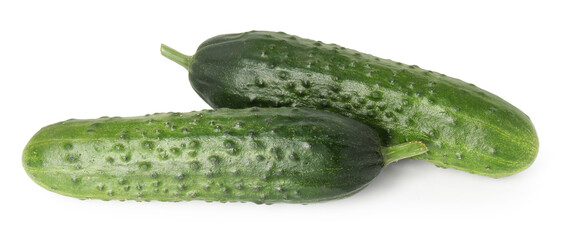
[382,141,428,166]
[160,44,192,71]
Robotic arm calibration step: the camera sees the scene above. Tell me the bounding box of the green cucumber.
[161,31,539,178]
[22,108,427,203]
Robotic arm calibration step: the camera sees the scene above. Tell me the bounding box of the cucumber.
[22,108,427,203]
[161,31,539,178]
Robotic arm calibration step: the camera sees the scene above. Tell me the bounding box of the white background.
[1,1,567,239]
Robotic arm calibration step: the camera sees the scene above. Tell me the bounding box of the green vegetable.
[161,31,539,178]
[22,108,427,203]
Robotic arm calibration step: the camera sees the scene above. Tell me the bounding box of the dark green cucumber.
[161,31,539,178]
[22,108,427,203]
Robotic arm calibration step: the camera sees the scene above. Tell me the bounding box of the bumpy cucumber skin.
[186,31,538,178]
[22,108,382,204]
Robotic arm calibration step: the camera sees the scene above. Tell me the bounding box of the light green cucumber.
[23,108,427,204]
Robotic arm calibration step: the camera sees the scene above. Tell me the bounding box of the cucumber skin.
[185,31,538,178]
[22,108,382,204]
